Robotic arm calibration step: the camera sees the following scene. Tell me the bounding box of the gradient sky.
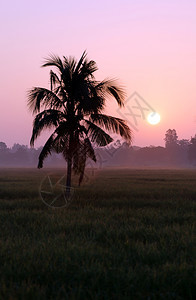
[1,0,196,148]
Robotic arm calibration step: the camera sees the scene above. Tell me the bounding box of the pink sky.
[1,0,196,148]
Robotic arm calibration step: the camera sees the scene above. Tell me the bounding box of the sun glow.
[147,112,161,125]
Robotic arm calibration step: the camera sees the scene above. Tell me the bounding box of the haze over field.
[1,0,196,148]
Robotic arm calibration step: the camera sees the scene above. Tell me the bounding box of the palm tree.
[28,51,132,192]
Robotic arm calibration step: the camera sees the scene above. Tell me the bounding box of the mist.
[1,135,196,169]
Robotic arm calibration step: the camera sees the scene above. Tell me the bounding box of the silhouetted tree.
[0,142,8,152]
[176,139,190,164]
[0,142,10,166]
[164,129,178,148]
[188,135,196,164]
[11,143,23,153]
[164,129,182,164]
[28,51,132,192]
[178,139,190,149]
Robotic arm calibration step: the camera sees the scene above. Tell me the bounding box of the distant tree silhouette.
[188,135,196,164]
[28,51,132,192]
[11,143,28,153]
[11,143,23,153]
[178,139,190,149]
[177,139,190,164]
[0,142,8,152]
[164,129,178,148]
[164,129,181,164]
[0,142,9,166]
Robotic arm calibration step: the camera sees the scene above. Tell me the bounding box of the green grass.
[0,168,195,299]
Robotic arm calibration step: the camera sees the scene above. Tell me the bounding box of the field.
[0,168,195,299]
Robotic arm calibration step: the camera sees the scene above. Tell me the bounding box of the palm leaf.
[38,132,55,168]
[27,87,63,114]
[84,120,113,146]
[79,59,98,78]
[38,121,71,168]
[50,70,60,91]
[96,79,126,107]
[72,137,96,185]
[30,109,64,147]
[42,54,64,73]
[75,51,87,73]
[90,114,132,143]
[74,81,105,114]
[53,122,71,155]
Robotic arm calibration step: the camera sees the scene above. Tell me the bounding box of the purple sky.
[1,0,196,147]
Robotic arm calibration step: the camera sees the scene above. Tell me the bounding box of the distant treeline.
[1,130,196,168]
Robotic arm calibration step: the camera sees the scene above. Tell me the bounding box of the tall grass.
[0,168,195,299]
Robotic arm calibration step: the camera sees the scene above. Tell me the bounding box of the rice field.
[0,168,195,299]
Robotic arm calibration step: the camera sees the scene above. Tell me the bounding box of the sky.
[0,0,196,148]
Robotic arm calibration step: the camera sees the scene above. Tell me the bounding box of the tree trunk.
[66,156,72,196]
[66,128,74,197]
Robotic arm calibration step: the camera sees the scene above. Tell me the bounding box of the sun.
[147,112,161,125]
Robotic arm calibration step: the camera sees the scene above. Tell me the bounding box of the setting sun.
[147,112,161,125]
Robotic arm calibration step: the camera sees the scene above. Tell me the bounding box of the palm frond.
[50,70,60,91]
[90,114,132,143]
[53,132,69,155]
[83,137,96,161]
[96,79,126,107]
[53,121,75,158]
[38,121,71,168]
[72,144,86,185]
[75,51,87,73]
[78,138,96,186]
[74,81,105,115]
[42,54,64,73]
[72,137,96,186]
[30,109,64,147]
[27,87,63,114]
[84,120,113,146]
[66,56,77,72]
[38,132,55,168]
[80,59,98,78]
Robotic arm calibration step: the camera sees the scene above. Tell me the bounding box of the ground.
[0,168,195,299]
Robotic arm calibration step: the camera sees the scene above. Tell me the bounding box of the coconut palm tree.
[28,51,132,192]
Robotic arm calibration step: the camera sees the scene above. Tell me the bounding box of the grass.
[0,168,195,299]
